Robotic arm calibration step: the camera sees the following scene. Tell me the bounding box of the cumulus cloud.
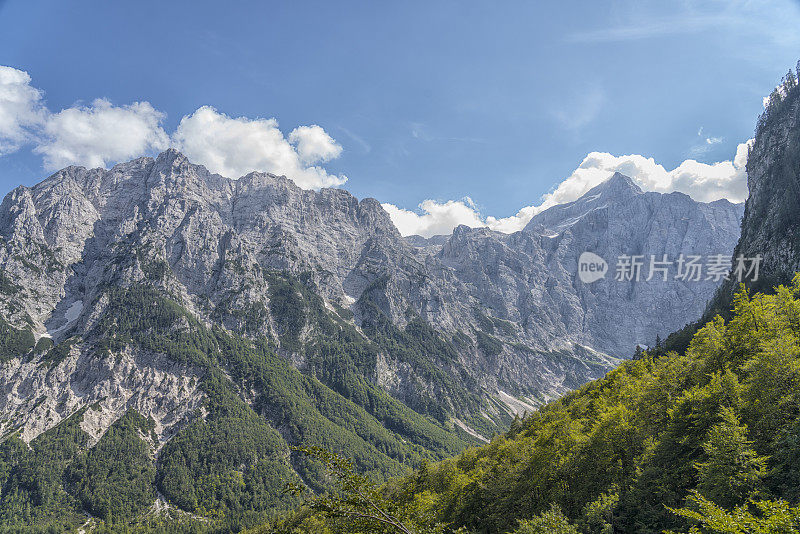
[0,66,346,189]
[0,64,757,238]
[385,141,753,237]
[553,142,752,205]
[381,198,486,238]
[288,125,342,165]
[0,66,47,155]
[172,106,346,189]
[35,99,170,170]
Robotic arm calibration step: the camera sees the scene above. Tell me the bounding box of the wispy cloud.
[551,85,605,131]
[565,0,800,49]
[689,126,724,157]
[565,14,733,44]
[338,127,372,154]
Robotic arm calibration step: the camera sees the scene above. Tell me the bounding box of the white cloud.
[35,99,169,170]
[0,65,758,239]
[565,14,732,44]
[173,106,346,189]
[384,141,753,237]
[690,127,725,156]
[553,142,752,205]
[288,124,342,165]
[0,66,47,155]
[381,198,485,238]
[564,1,800,47]
[485,206,542,234]
[0,66,346,189]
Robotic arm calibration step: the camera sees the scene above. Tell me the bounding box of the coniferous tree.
[785,69,797,92]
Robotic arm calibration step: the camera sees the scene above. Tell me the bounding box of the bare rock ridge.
[0,150,742,448]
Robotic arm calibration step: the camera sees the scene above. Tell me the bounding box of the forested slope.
[0,277,477,532]
[271,279,800,533]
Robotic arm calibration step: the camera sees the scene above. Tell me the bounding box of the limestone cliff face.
[522,173,743,354]
[714,80,800,307]
[0,151,741,444]
[426,174,742,357]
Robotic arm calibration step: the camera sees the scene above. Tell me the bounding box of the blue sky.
[1,0,799,236]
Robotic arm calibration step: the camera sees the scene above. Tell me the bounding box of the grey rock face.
[515,173,744,354]
[0,151,742,443]
[0,345,204,445]
[432,186,742,361]
[713,86,800,308]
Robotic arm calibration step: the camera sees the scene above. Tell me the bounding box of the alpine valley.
[0,140,743,530]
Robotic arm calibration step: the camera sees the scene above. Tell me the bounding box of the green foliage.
[41,336,76,367]
[0,274,481,530]
[87,516,226,534]
[512,504,579,534]
[136,246,171,281]
[83,281,471,528]
[358,294,484,422]
[0,270,20,295]
[266,272,308,351]
[332,300,354,321]
[581,486,618,534]
[475,330,502,357]
[757,65,800,138]
[667,491,800,533]
[94,285,217,366]
[0,409,89,530]
[695,407,768,509]
[32,336,53,355]
[279,446,445,534]
[157,371,300,528]
[263,271,495,437]
[216,331,464,485]
[0,316,35,363]
[473,309,516,337]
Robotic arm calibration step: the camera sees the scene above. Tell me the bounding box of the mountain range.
[0,145,741,526]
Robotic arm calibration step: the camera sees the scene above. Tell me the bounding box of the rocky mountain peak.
[591,171,643,196]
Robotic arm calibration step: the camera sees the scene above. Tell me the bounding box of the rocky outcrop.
[0,344,204,445]
[714,76,800,307]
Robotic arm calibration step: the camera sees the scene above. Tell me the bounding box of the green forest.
[4,65,800,529]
